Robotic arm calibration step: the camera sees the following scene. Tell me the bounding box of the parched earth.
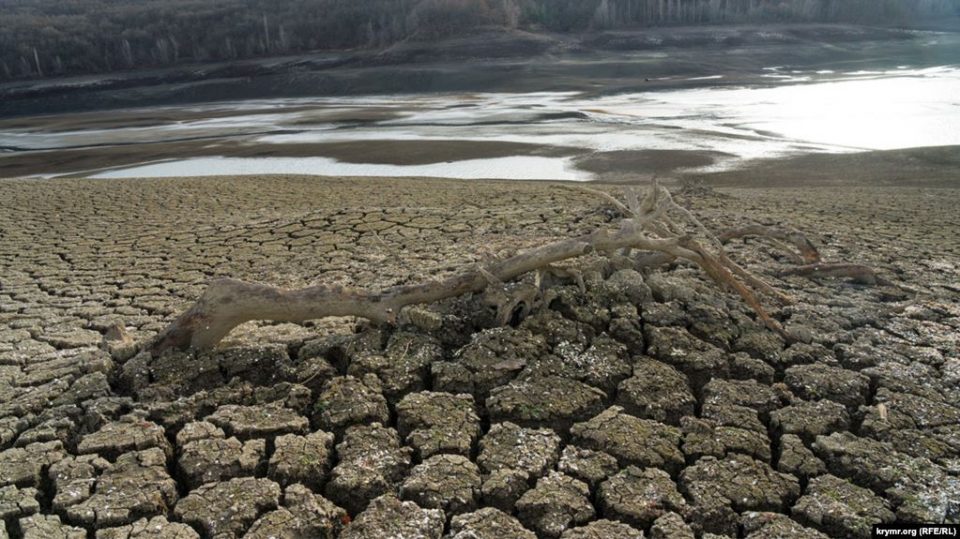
[0,175,958,538]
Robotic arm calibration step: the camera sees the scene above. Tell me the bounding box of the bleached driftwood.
[150,181,792,354]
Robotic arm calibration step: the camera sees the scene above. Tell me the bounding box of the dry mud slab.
[0,175,958,538]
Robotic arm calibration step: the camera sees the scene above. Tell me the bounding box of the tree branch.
[149,183,793,354]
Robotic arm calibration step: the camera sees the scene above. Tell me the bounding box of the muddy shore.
[1,171,958,537]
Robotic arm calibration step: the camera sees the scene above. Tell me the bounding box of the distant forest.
[2,0,958,81]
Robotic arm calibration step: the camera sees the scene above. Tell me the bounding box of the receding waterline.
[89,156,592,181]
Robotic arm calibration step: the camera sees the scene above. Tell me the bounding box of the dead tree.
[150,181,800,354]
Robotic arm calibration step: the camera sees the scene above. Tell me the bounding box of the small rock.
[400,454,481,516]
[267,430,335,489]
[477,422,561,478]
[340,494,444,539]
[792,474,895,539]
[516,472,595,538]
[449,507,536,539]
[571,406,683,473]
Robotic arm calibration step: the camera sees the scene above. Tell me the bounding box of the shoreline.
[3,145,958,189]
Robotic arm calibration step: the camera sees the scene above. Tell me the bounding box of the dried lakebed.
[0,176,959,538]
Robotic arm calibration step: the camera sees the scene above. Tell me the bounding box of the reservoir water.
[2,57,958,181]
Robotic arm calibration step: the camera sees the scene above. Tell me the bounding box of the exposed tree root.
[719,224,895,287]
[719,225,821,264]
[779,262,893,286]
[150,182,794,354]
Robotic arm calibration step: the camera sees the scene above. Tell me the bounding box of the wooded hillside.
[2,0,958,81]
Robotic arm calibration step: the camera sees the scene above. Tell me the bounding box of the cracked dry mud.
[1,175,959,538]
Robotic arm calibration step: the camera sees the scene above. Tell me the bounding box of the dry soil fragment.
[777,434,827,479]
[78,414,171,459]
[477,422,561,478]
[616,358,695,425]
[267,430,334,489]
[395,391,480,459]
[96,516,200,539]
[792,474,895,539]
[243,484,346,539]
[178,436,265,488]
[0,441,66,487]
[486,375,606,433]
[0,484,40,520]
[644,326,728,388]
[207,404,308,439]
[400,453,481,516]
[770,399,851,440]
[347,331,441,402]
[324,423,412,515]
[812,432,960,523]
[680,454,800,534]
[480,468,530,513]
[449,507,535,539]
[557,445,619,491]
[18,514,86,539]
[60,448,178,528]
[741,511,829,539]
[570,406,683,473]
[649,511,695,539]
[701,378,781,417]
[174,477,281,538]
[516,472,595,538]
[434,328,549,399]
[598,466,688,528]
[561,518,645,539]
[681,416,771,462]
[784,364,870,410]
[339,494,444,539]
[312,375,389,434]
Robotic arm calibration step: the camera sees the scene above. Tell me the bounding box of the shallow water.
[6,62,960,180]
[91,155,587,181]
